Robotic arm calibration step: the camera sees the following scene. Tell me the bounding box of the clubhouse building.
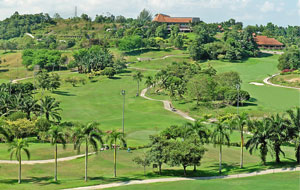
[253,35,284,49]
[153,14,200,32]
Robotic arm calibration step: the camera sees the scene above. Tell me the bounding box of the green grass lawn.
[27,70,187,147]
[0,143,296,190]
[145,53,299,117]
[0,143,77,160]
[107,172,299,190]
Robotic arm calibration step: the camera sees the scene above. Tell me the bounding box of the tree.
[173,35,184,49]
[286,107,300,164]
[148,135,168,175]
[137,9,152,23]
[8,138,30,184]
[211,120,231,174]
[231,113,251,168]
[166,138,206,176]
[132,152,150,176]
[21,96,39,119]
[47,125,66,182]
[145,76,154,88]
[106,129,126,177]
[278,47,300,70]
[49,73,61,91]
[155,24,168,39]
[133,71,144,96]
[246,119,272,165]
[40,96,62,122]
[118,36,143,52]
[267,114,289,163]
[187,74,217,104]
[102,67,116,78]
[73,122,103,181]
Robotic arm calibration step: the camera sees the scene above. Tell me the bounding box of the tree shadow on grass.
[0,69,9,73]
[124,48,172,57]
[52,91,76,96]
[258,52,273,58]
[0,176,58,186]
[108,76,121,80]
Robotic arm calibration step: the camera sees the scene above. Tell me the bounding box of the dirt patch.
[287,78,300,83]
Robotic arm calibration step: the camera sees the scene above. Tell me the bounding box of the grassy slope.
[270,74,300,88]
[0,144,296,190]
[140,53,299,117]
[108,172,299,190]
[35,70,187,146]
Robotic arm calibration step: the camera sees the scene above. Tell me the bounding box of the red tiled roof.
[153,14,193,23]
[254,35,284,46]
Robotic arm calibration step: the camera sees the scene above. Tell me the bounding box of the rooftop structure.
[254,35,284,49]
[153,14,200,32]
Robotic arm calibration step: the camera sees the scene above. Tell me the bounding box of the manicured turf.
[0,143,77,160]
[0,144,296,190]
[144,53,300,117]
[33,70,187,147]
[270,74,300,88]
[107,172,299,190]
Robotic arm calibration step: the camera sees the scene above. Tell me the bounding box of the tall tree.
[106,129,126,177]
[286,107,300,164]
[231,113,251,168]
[267,114,289,163]
[246,119,272,165]
[47,125,66,182]
[137,9,152,23]
[40,96,62,122]
[8,138,30,184]
[211,121,231,174]
[73,122,103,182]
[132,71,144,96]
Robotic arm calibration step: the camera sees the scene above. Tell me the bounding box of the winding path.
[140,87,195,121]
[63,166,300,190]
[263,73,300,90]
[0,152,95,165]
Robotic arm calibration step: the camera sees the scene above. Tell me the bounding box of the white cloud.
[298,0,300,15]
[260,1,284,13]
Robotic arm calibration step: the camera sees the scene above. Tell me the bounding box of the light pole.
[236,83,243,168]
[236,84,240,115]
[121,90,125,136]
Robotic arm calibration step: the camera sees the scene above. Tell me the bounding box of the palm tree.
[73,122,103,182]
[40,96,62,122]
[47,125,66,182]
[185,119,210,172]
[8,138,30,184]
[21,96,39,120]
[246,119,272,165]
[133,71,144,96]
[106,129,126,177]
[145,76,154,88]
[286,107,300,164]
[211,121,230,174]
[0,126,11,142]
[267,114,289,163]
[231,112,251,168]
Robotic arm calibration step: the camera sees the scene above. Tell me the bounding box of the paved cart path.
[0,152,95,165]
[263,73,300,90]
[140,87,195,121]
[63,167,300,190]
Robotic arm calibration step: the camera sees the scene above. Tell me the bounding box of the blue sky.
[0,0,299,26]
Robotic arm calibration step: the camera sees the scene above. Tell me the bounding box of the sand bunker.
[250,82,264,86]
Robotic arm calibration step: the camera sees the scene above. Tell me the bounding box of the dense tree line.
[22,49,62,71]
[278,46,300,71]
[150,62,250,106]
[0,12,55,40]
[71,45,126,75]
